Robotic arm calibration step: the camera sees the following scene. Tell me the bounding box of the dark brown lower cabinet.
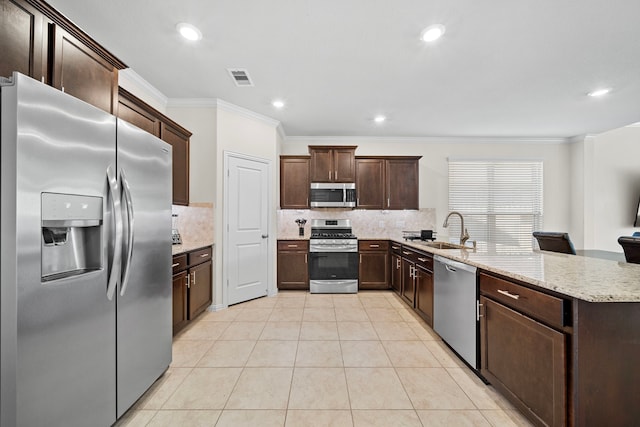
[480,296,566,427]
[401,257,415,306]
[172,246,213,335]
[172,273,188,334]
[358,240,389,290]
[390,253,402,294]
[277,240,309,290]
[189,260,212,319]
[414,264,434,327]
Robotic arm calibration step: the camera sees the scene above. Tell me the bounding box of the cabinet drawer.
[359,240,389,251]
[415,253,433,271]
[277,240,309,251]
[188,247,212,266]
[172,254,187,274]
[479,273,566,329]
[390,242,402,255]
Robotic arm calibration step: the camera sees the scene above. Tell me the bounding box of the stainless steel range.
[309,219,358,293]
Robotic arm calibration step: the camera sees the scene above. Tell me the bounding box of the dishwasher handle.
[434,255,477,274]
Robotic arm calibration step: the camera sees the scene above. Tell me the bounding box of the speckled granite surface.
[397,238,640,303]
[172,242,214,255]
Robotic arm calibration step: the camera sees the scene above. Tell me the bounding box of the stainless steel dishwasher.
[433,255,479,369]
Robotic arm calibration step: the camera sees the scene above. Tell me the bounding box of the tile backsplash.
[277,209,436,239]
[172,203,214,246]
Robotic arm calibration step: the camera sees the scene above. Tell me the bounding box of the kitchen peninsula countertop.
[395,238,640,303]
[172,241,214,256]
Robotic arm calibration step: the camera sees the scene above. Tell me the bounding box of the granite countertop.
[172,241,215,255]
[395,238,640,303]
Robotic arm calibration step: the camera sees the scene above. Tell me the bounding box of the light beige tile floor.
[117,291,533,427]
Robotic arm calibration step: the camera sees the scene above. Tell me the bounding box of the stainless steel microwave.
[310,183,356,208]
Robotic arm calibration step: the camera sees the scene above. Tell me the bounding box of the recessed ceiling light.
[374,115,386,123]
[176,23,202,41]
[587,88,611,97]
[420,24,446,43]
[272,100,285,109]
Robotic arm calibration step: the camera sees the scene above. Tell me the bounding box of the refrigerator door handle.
[106,165,123,300]
[119,169,135,297]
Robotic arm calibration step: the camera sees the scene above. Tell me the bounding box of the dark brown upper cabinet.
[355,156,421,210]
[1,0,126,114]
[280,156,310,209]
[309,145,356,183]
[0,0,46,81]
[117,87,191,206]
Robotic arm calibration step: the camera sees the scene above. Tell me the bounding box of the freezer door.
[1,73,117,427]
[116,118,172,417]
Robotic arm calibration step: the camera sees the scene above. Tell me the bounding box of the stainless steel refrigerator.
[1,72,172,426]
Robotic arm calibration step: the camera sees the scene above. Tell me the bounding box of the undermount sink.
[419,241,465,250]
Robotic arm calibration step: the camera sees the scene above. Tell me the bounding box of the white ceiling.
[47,0,640,138]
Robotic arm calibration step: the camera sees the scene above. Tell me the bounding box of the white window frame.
[447,159,543,253]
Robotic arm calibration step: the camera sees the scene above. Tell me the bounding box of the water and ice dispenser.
[41,192,103,281]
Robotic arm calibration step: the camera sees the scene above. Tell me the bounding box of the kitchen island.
[395,238,640,427]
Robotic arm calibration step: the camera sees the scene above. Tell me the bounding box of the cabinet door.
[277,250,309,290]
[401,258,415,306]
[355,158,385,209]
[188,260,212,319]
[117,88,160,136]
[480,296,566,427]
[280,157,310,208]
[333,148,356,182]
[390,253,402,294]
[415,265,434,327]
[0,0,46,81]
[172,272,189,335]
[386,159,419,209]
[309,147,333,182]
[50,24,118,113]
[161,122,190,206]
[359,251,389,290]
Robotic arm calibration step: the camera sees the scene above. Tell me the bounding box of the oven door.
[308,251,359,280]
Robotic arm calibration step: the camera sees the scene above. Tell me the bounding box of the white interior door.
[225,153,270,305]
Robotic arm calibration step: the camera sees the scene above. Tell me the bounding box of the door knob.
[262,234,269,239]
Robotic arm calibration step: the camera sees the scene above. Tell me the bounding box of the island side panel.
[572,300,640,426]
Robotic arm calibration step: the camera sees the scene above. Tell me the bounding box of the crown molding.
[215,99,280,128]
[284,135,570,144]
[166,98,219,108]
[118,68,168,109]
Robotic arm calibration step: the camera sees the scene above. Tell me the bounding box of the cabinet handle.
[186,274,190,288]
[396,258,400,269]
[402,251,411,255]
[369,244,380,248]
[418,257,428,262]
[191,271,196,286]
[409,265,414,278]
[357,198,360,206]
[172,262,180,267]
[391,246,400,250]
[335,170,338,180]
[497,289,520,300]
[387,198,390,207]
[305,254,307,264]
[329,171,331,180]
[359,254,362,264]
[200,253,208,258]
[287,244,299,248]
[477,301,483,321]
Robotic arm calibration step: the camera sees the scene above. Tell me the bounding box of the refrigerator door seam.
[119,168,135,297]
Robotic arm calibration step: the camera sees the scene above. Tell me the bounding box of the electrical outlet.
[378,221,385,228]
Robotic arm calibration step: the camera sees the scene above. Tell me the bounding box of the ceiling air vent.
[227,68,254,87]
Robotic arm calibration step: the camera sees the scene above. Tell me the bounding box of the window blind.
[447,160,543,253]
